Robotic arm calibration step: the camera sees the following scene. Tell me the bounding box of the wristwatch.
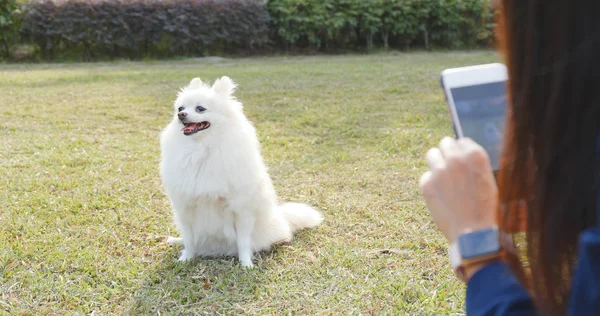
[449,226,506,282]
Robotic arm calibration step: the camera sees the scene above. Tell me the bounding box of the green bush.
[0,0,22,58]
[267,0,494,52]
[422,0,494,49]
[379,0,426,50]
[6,0,494,61]
[20,0,270,61]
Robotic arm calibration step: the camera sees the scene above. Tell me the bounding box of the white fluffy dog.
[159,76,323,268]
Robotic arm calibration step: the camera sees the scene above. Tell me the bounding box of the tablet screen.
[450,81,507,171]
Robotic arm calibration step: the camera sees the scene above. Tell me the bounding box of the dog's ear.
[187,77,204,89]
[212,76,237,97]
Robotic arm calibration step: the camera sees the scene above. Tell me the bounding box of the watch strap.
[449,227,511,282]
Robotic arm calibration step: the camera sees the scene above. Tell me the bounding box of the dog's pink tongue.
[182,123,199,133]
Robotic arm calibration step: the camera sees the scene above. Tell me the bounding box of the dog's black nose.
[178,112,187,119]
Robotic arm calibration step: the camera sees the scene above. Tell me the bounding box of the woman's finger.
[439,136,460,160]
[419,171,432,193]
[457,138,493,171]
[457,137,483,152]
[425,147,445,170]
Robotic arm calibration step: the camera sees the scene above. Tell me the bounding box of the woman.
[420,1,599,315]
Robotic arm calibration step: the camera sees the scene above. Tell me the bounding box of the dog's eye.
[177,106,185,112]
[196,105,206,113]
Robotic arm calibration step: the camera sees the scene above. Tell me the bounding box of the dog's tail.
[279,202,323,233]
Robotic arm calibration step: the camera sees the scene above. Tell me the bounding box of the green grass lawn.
[0,52,499,315]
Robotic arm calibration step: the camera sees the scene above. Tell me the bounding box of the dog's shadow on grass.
[125,238,302,314]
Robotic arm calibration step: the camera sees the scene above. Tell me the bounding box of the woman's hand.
[419,137,498,244]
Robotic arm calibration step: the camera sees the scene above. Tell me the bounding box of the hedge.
[0,0,22,58]
[19,0,270,60]
[2,0,495,61]
[267,0,495,52]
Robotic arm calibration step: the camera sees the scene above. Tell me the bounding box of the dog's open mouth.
[182,121,211,135]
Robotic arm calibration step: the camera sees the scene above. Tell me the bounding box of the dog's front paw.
[240,260,255,269]
[177,250,195,262]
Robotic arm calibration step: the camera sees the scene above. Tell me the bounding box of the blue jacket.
[467,142,600,315]
[466,229,600,315]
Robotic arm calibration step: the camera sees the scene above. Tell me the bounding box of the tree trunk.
[47,38,55,60]
[1,36,9,58]
[112,44,119,59]
[424,26,429,51]
[144,38,148,58]
[381,31,389,50]
[366,32,373,51]
[83,41,93,61]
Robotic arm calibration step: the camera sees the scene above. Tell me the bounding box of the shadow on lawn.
[124,238,302,314]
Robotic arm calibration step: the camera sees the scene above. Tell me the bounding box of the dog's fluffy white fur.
[159,76,323,267]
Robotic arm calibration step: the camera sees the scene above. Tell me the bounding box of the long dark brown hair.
[496,0,600,314]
